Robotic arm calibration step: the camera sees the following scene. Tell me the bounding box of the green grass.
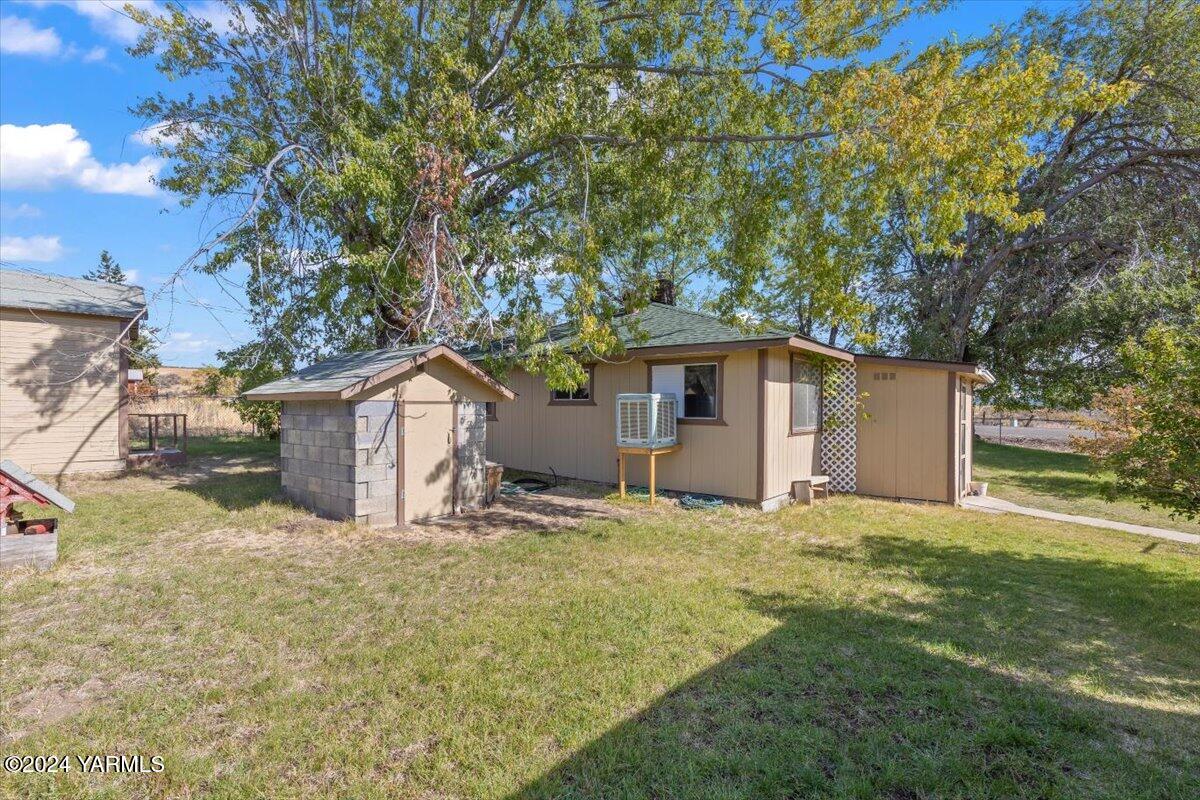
[974,440,1200,535]
[2,442,1198,799]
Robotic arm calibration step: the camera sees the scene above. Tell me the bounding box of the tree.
[83,250,163,377]
[130,0,1107,390]
[82,249,127,284]
[1074,320,1200,521]
[864,0,1200,405]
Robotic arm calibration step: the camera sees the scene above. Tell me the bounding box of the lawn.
[2,439,1198,799]
[973,440,1200,535]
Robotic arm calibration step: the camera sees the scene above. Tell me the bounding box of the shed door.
[403,401,456,521]
[456,402,487,512]
[856,367,951,502]
[856,369,898,498]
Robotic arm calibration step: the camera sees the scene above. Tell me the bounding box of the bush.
[1074,322,1200,520]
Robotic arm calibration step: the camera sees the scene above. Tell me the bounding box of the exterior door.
[456,402,487,512]
[403,401,456,521]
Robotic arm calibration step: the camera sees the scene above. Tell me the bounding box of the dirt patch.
[3,677,109,741]
[396,482,635,542]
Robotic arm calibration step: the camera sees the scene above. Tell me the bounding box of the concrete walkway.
[963,495,1200,546]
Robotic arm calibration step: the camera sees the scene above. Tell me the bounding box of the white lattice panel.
[821,361,857,492]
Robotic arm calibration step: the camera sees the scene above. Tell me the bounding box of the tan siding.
[855,363,951,502]
[356,359,507,403]
[356,361,505,523]
[0,308,125,476]
[486,350,760,500]
[762,347,819,500]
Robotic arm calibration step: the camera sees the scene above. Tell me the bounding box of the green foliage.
[84,249,163,377]
[82,249,127,284]
[1075,321,1200,521]
[865,0,1200,404]
[202,342,289,438]
[127,0,1103,381]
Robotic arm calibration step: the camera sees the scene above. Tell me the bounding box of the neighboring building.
[0,269,147,476]
[472,291,992,509]
[243,344,514,526]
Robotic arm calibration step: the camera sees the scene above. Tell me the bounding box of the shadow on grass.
[973,441,1117,502]
[178,469,286,511]
[510,535,1200,799]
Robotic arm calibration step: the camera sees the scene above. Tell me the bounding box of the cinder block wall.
[279,400,359,520]
[279,398,402,526]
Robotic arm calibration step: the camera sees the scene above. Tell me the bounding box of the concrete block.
[356,493,395,515]
[368,511,398,527]
[356,464,390,483]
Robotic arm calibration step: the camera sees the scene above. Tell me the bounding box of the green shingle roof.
[468,302,845,359]
[245,344,438,397]
[0,268,146,320]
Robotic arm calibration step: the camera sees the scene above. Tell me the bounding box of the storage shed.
[0,268,146,477]
[243,344,515,526]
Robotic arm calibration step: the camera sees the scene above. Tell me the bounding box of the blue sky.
[0,0,1055,366]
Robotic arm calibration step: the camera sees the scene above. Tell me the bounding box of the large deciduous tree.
[864,0,1200,406]
[131,0,1105,387]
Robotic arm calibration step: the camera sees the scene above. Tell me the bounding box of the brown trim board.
[946,373,957,504]
[756,348,767,502]
[118,340,130,463]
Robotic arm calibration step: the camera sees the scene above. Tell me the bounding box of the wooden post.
[173,415,179,448]
[648,451,656,506]
[182,415,188,455]
[618,452,626,498]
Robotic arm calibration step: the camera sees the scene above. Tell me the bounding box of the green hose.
[680,494,724,510]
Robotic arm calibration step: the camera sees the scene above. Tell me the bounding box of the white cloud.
[0,234,65,262]
[22,1,237,44]
[0,202,42,219]
[0,15,62,55]
[161,330,216,356]
[125,269,140,284]
[0,15,108,62]
[0,123,164,197]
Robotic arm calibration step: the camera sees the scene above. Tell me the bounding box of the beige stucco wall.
[855,363,953,503]
[486,349,761,501]
[0,308,126,477]
[356,356,507,523]
[761,346,821,502]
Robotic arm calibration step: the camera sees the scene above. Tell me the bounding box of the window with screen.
[485,401,498,420]
[791,356,821,432]
[549,366,593,403]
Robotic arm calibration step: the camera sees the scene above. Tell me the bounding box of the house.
[473,288,993,509]
[243,344,515,525]
[0,269,147,477]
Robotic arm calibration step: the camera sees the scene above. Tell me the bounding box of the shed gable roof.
[0,268,147,320]
[242,344,516,401]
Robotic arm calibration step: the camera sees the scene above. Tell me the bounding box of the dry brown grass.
[131,395,254,436]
